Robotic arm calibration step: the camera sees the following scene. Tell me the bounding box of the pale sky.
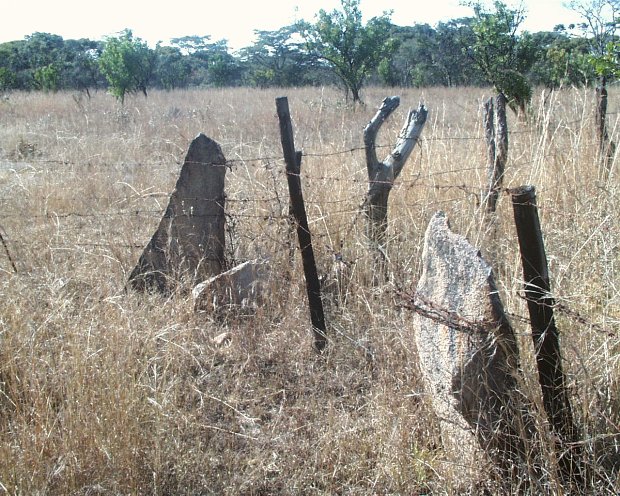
[0,0,582,50]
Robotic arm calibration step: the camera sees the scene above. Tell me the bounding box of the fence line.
[2,120,616,325]
[3,116,613,169]
[2,126,586,170]
[0,180,595,222]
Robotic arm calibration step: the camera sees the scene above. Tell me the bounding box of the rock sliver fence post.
[127,133,227,293]
[410,211,536,486]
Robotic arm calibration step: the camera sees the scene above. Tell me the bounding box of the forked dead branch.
[363,97,428,278]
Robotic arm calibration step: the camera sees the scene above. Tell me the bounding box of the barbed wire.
[401,291,616,342]
[0,127,568,172]
[2,125,617,333]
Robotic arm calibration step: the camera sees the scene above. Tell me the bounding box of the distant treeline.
[0,20,596,94]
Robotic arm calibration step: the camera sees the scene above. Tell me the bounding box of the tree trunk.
[363,97,428,281]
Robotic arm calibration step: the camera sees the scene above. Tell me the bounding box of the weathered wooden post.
[0,225,17,273]
[483,93,508,213]
[127,133,227,293]
[596,81,616,179]
[276,96,327,352]
[363,97,427,281]
[511,185,583,484]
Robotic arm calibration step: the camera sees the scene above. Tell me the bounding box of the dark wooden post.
[276,96,327,352]
[511,185,582,484]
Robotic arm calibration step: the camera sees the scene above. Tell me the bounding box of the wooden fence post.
[276,96,327,352]
[0,225,18,273]
[596,81,616,179]
[511,185,582,484]
[484,93,508,213]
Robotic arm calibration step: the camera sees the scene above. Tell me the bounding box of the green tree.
[24,33,64,71]
[0,41,24,89]
[387,24,440,87]
[568,0,620,82]
[98,30,155,103]
[155,45,191,89]
[63,38,103,95]
[169,35,216,54]
[568,0,620,174]
[435,19,483,86]
[207,52,241,87]
[0,67,17,90]
[301,0,398,103]
[19,33,65,90]
[528,30,594,88]
[383,21,481,87]
[170,36,236,86]
[464,1,538,113]
[241,25,313,87]
[34,63,61,91]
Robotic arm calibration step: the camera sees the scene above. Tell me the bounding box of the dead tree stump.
[363,97,427,281]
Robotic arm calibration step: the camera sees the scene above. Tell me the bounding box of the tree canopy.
[300,0,398,103]
[98,30,155,103]
[0,2,611,98]
[465,1,538,112]
[567,0,620,83]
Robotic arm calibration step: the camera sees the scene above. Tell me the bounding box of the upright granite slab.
[412,212,534,480]
[128,134,227,292]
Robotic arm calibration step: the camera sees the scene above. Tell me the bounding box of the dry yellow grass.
[0,85,619,494]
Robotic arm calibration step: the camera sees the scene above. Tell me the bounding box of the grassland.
[0,86,618,494]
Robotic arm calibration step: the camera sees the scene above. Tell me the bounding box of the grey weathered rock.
[412,212,532,479]
[193,258,271,314]
[128,134,227,293]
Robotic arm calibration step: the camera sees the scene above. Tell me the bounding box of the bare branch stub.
[364,96,401,175]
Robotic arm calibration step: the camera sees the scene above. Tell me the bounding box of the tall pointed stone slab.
[411,212,535,482]
[128,134,227,293]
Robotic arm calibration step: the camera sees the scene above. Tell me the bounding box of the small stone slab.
[193,259,271,314]
[128,134,227,292]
